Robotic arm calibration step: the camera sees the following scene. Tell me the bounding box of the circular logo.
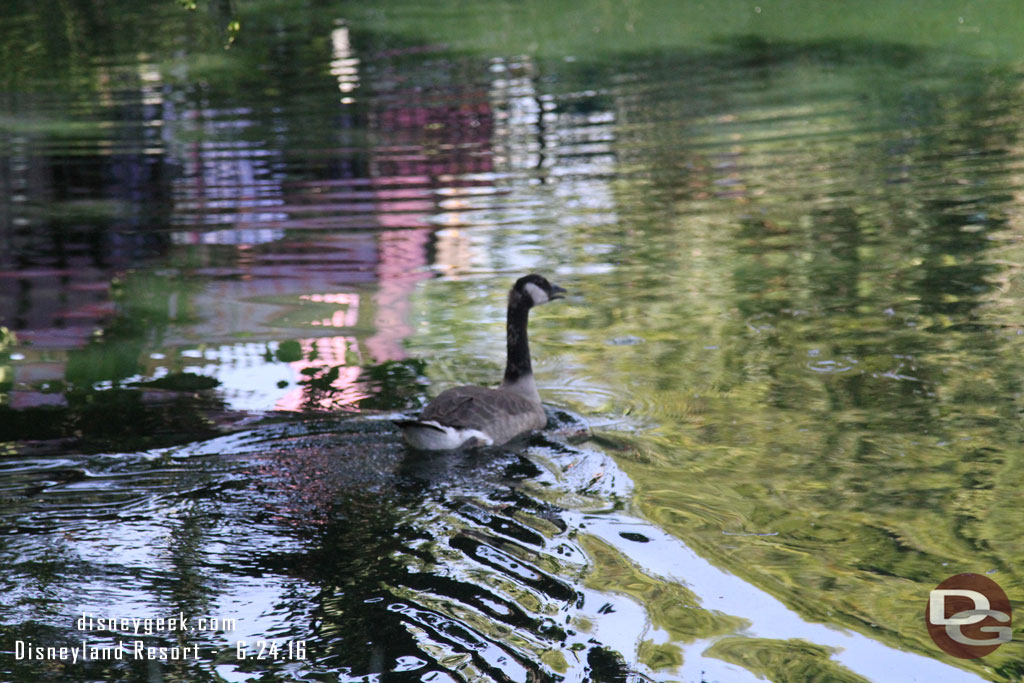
[926,573,1012,659]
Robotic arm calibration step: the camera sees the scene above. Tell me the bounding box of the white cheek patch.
[524,282,549,305]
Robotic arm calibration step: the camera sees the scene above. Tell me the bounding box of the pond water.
[2,2,1024,681]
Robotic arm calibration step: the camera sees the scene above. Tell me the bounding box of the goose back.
[420,385,547,446]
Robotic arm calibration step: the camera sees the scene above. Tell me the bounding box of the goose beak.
[550,283,567,300]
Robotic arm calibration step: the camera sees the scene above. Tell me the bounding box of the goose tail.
[394,419,494,450]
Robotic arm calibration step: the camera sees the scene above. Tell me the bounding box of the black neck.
[503,291,533,384]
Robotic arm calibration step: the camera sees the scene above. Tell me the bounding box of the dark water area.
[3,1,1024,681]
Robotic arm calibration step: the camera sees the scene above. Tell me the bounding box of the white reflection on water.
[331,21,361,102]
[584,515,985,683]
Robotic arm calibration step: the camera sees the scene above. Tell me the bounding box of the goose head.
[512,273,567,308]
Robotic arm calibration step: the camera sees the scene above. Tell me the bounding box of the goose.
[396,274,566,450]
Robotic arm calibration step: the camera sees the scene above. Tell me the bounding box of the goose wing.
[421,385,538,432]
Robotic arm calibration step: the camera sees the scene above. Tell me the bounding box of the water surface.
[2,1,1024,681]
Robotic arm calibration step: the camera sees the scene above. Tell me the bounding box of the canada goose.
[396,274,566,450]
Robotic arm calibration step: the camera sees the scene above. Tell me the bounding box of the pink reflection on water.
[1,48,503,417]
[303,292,360,328]
[367,229,432,362]
[274,335,370,412]
[10,392,68,409]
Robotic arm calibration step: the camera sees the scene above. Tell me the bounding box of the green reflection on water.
[344,0,1024,63]
[389,11,1024,676]
[580,534,745,670]
[707,636,871,683]
[525,53,1024,678]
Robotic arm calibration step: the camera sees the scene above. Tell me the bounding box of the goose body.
[396,274,565,450]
